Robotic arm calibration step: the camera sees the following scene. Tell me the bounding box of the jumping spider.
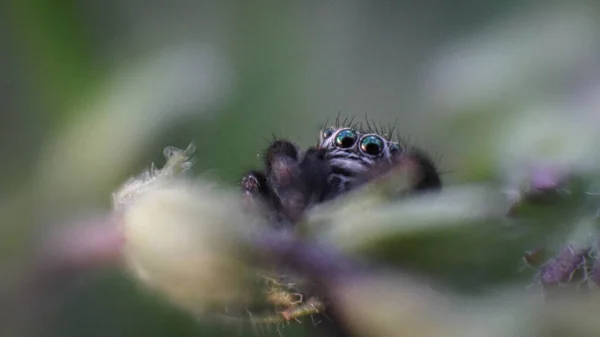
[239,119,442,327]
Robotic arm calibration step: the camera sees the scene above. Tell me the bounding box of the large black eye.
[360,135,385,156]
[334,129,358,148]
[322,128,334,139]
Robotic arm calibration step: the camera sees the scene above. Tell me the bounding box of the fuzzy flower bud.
[113,145,263,317]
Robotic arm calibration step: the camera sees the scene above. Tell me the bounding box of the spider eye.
[360,135,385,156]
[322,128,334,139]
[389,143,401,154]
[334,129,358,148]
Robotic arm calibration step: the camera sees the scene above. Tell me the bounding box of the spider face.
[319,127,402,195]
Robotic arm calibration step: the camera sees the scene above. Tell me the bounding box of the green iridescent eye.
[334,129,358,148]
[360,135,385,155]
[322,128,334,139]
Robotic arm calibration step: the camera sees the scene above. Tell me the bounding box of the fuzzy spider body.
[241,123,442,227]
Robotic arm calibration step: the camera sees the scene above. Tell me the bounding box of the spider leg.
[264,140,329,224]
[240,170,295,228]
[404,149,442,191]
[241,170,269,205]
[241,140,302,226]
[263,140,305,223]
[297,146,330,204]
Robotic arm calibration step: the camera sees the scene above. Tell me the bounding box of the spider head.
[319,127,401,176]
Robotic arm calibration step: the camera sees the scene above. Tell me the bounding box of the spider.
[241,120,442,227]
[238,119,442,330]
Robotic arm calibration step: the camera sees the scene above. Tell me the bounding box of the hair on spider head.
[322,114,402,143]
[330,112,361,131]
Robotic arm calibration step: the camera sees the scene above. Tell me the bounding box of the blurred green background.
[2,1,600,336]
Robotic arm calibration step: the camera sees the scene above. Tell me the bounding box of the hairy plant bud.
[113,145,263,317]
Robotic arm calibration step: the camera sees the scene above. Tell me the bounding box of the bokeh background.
[2,1,600,336]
